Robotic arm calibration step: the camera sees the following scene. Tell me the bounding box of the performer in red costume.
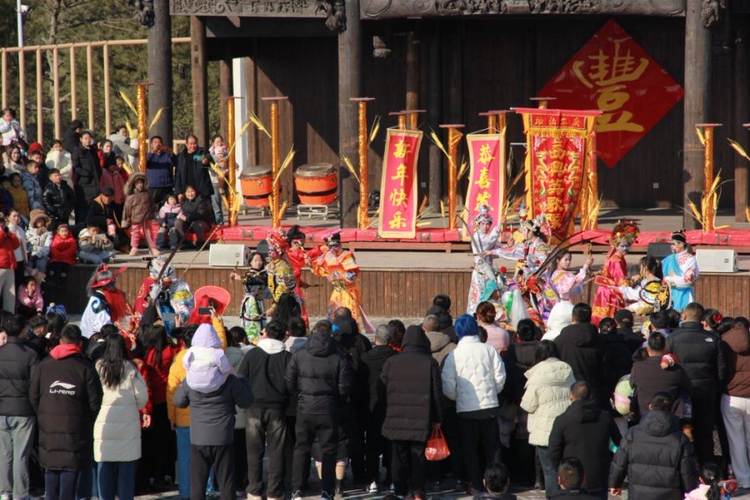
[591,220,640,325]
[285,225,319,326]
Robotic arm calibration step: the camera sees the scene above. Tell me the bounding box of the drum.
[240,165,272,208]
[294,163,338,206]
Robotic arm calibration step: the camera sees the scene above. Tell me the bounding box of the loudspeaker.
[209,244,250,267]
[647,243,672,260]
[696,249,737,273]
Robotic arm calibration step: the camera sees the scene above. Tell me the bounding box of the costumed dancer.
[541,251,593,313]
[133,255,194,331]
[591,220,640,325]
[309,232,368,327]
[265,228,300,317]
[662,230,699,312]
[285,225,316,326]
[618,255,671,316]
[81,264,131,338]
[466,205,504,315]
[230,251,270,344]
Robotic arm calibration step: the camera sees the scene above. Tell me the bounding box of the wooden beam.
[190,16,209,146]
[428,26,442,210]
[148,0,173,146]
[735,19,749,221]
[682,0,711,230]
[36,48,43,145]
[86,45,94,131]
[219,58,232,140]
[245,39,259,166]
[406,31,419,113]
[103,43,111,137]
[338,0,362,228]
[69,47,76,121]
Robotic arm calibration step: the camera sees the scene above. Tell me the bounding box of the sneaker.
[368,481,378,493]
[129,247,138,256]
[291,491,303,500]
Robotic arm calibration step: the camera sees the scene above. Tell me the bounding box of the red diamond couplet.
[538,19,684,167]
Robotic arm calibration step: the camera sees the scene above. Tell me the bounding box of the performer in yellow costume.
[264,228,299,315]
[309,232,364,322]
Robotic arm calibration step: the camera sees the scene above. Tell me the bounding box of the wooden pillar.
[219,59,233,142]
[190,16,209,147]
[428,27,442,210]
[338,0,362,228]
[735,19,749,221]
[406,31,419,113]
[147,0,173,146]
[682,0,711,230]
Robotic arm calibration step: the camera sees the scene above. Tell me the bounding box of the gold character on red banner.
[389,188,407,207]
[475,167,493,190]
[388,211,407,229]
[391,164,407,187]
[475,191,491,210]
[393,140,410,159]
[478,144,494,165]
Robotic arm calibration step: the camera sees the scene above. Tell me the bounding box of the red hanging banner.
[515,108,600,242]
[377,128,423,239]
[464,133,506,232]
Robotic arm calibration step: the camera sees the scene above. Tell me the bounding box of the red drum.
[240,165,271,208]
[294,163,338,206]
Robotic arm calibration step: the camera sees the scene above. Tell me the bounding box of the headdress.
[524,213,551,240]
[286,224,306,244]
[473,205,493,226]
[148,255,175,281]
[88,264,127,289]
[670,230,687,244]
[610,220,640,247]
[266,228,289,254]
[325,231,341,246]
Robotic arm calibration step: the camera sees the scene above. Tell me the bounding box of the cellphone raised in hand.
[198,307,212,315]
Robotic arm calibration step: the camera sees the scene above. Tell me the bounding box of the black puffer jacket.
[548,399,621,492]
[43,181,76,223]
[180,194,210,225]
[555,323,605,397]
[30,345,103,470]
[601,333,633,400]
[666,321,726,398]
[285,331,352,415]
[609,410,698,499]
[381,326,442,442]
[617,326,646,355]
[71,144,102,200]
[630,356,692,418]
[175,147,214,198]
[361,344,397,416]
[0,337,39,416]
[238,338,291,410]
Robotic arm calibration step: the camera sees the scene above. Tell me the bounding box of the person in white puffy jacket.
[94,333,149,500]
[520,340,576,496]
[441,314,506,495]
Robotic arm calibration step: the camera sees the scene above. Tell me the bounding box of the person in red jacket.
[47,224,77,288]
[0,213,20,313]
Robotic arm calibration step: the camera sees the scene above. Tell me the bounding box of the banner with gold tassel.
[515,107,601,242]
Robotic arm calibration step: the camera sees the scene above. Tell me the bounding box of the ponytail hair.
[699,463,722,500]
[639,256,663,280]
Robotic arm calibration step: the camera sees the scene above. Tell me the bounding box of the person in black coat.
[609,393,698,499]
[30,324,102,500]
[666,302,727,464]
[548,381,621,496]
[425,294,456,342]
[554,303,606,405]
[381,325,443,500]
[361,324,398,490]
[597,318,633,403]
[0,315,39,500]
[285,320,352,499]
[614,309,645,354]
[43,168,76,231]
[71,131,102,224]
[174,135,213,201]
[238,320,291,500]
[175,186,210,246]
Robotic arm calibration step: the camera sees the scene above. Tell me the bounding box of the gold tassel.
[368,115,381,146]
[249,111,272,139]
[696,127,706,147]
[429,129,455,168]
[728,138,750,161]
[273,147,296,187]
[340,152,361,184]
[119,90,137,115]
[148,108,164,133]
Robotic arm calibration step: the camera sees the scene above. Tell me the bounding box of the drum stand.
[296,204,338,220]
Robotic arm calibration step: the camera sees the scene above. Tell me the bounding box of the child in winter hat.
[183,323,234,393]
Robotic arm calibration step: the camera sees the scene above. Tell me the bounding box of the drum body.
[294,163,338,206]
[240,165,272,208]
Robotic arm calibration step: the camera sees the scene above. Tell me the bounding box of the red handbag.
[425,425,450,461]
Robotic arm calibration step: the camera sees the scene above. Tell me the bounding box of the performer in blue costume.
[662,230,699,312]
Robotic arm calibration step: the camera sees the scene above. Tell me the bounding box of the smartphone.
[198,307,212,315]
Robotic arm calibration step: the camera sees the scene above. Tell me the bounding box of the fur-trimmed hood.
[123,172,149,195]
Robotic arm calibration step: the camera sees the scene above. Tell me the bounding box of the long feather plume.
[249,111,271,139]
[148,108,164,133]
[119,90,137,115]
[429,128,455,168]
[340,152,361,183]
[728,138,750,161]
[273,147,296,187]
[457,158,469,180]
[368,115,381,146]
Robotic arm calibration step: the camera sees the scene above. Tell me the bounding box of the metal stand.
[297,204,336,220]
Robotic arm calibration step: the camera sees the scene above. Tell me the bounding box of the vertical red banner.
[378,128,423,239]
[464,133,506,232]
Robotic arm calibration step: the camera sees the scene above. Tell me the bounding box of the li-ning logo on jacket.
[49,380,76,395]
